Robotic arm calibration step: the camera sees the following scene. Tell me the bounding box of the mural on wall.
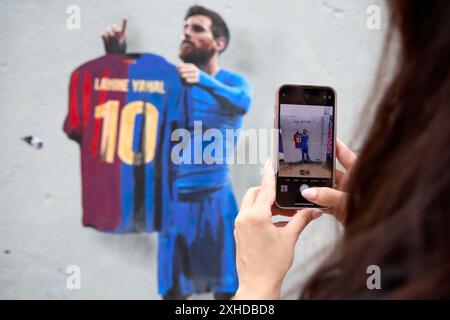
[63,4,252,301]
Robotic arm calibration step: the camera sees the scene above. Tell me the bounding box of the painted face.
[179,15,217,65]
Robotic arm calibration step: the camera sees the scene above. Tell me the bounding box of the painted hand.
[102,18,127,54]
[177,63,200,84]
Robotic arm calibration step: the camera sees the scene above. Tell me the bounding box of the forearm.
[198,71,251,114]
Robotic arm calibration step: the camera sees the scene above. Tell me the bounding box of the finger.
[336,138,357,170]
[184,74,199,81]
[184,77,199,84]
[301,187,347,213]
[101,33,108,42]
[336,168,351,192]
[286,209,322,237]
[240,187,260,212]
[178,63,195,70]
[271,204,298,217]
[254,159,276,207]
[112,24,120,34]
[177,67,190,74]
[106,28,115,38]
[121,17,128,33]
[178,66,195,74]
[179,70,197,77]
[335,168,344,187]
[181,67,196,73]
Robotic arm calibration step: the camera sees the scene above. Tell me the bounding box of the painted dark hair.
[302,1,450,299]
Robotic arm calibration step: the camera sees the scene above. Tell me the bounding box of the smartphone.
[274,84,336,209]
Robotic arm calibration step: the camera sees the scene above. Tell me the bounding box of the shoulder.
[72,54,119,73]
[140,53,173,66]
[136,53,176,74]
[69,55,111,83]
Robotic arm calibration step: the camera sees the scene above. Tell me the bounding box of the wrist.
[234,283,282,300]
[197,70,208,86]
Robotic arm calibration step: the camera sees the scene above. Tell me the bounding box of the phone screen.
[275,85,336,209]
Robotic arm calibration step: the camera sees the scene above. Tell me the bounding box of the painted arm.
[198,70,252,115]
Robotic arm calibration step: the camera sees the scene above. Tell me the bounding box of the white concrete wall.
[0,0,386,299]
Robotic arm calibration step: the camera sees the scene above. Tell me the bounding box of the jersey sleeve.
[197,70,252,115]
[63,69,83,143]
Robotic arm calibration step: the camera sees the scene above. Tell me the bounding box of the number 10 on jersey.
[94,100,159,165]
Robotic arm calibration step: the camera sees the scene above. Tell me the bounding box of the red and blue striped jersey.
[63,53,185,233]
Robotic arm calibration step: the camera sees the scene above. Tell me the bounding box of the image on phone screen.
[276,86,335,209]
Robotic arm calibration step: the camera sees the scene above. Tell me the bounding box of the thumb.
[286,209,322,238]
[301,187,348,214]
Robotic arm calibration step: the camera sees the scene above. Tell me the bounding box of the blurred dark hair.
[185,5,230,52]
[302,1,450,299]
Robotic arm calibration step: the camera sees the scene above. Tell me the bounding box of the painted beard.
[179,41,215,65]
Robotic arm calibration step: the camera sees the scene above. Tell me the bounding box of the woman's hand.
[300,138,357,225]
[233,160,322,300]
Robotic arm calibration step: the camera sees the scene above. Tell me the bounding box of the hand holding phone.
[274,84,337,209]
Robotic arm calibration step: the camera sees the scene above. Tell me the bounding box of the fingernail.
[301,188,317,200]
[311,209,323,220]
